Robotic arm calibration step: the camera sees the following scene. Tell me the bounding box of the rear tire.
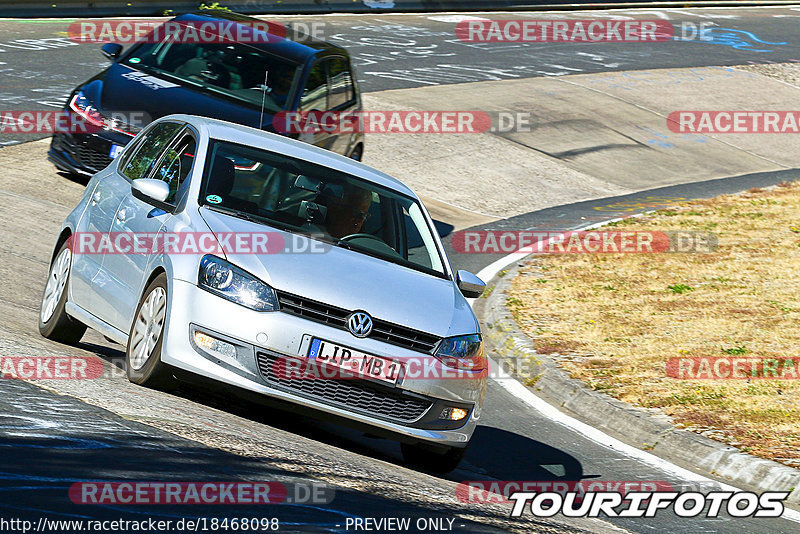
[401,442,468,474]
[38,240,86,344]
[126,274,176,390]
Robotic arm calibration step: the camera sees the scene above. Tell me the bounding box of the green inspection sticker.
[129,57,141,64]
[205,195,222,204]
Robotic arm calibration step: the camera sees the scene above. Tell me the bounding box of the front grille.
[76,145,112,172]
[275,291,441,354]
[256,351,432,423]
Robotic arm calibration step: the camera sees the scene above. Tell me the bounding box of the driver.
[323,184,372,239]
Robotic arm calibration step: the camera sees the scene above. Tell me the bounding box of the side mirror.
[456,270,486,299]
[101,43,123,61]
[131,179,173,212]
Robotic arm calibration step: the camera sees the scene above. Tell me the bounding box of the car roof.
[169,114,416,197]
[175,11,346,64]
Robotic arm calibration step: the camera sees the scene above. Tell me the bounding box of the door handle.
[115,209,127,224]
[91,191,101,205]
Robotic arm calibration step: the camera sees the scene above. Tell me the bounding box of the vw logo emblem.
[347,311,373,338]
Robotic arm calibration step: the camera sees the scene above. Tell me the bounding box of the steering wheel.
[339,233,382,242]
[338,233,402,258]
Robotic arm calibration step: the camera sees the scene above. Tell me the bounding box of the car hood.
[199,207,477,338]
[94,63,271,129]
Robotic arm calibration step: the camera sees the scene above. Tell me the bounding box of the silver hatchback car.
[39,115,487,472]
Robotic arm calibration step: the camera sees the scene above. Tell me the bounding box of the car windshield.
[122,36,300,112]
[199,140,448,278]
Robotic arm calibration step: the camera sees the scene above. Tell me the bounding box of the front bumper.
[48,129,133,176]
[162,279,486,447]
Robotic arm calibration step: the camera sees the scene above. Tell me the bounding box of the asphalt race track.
[2,7,800,144]
[1,6,800,534]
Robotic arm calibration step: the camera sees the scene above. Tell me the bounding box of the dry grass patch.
[508,182,800,466]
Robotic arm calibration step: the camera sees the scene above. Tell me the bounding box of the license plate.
[307,338,402,385]
[108,144,123,158]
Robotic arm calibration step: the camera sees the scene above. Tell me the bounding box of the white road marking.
[426,15,489,23]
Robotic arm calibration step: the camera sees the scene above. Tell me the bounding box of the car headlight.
[434,334,485,371]
[68,91,105,127]
[68,91,131,134]
[198,255,279,312]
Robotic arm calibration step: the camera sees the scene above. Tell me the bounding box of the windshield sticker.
[128,57,141,63]
[121,71,178,90]
[206,195,222,205]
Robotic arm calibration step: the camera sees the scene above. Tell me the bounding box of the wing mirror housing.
[101,43,123,61]
[131,179,173,212]
[456,270,486,298]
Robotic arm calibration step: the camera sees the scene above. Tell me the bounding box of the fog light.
[194,331,238,361]
[440,407,468,421]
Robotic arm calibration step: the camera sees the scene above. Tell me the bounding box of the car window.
[117,134,145,169]
[121,122,183,181]
[200,140,447,278]
[151,133,196,204]
[121,37,301,112]
[299,61,328,112]
[327,57,354,109]
[403,205,437,271]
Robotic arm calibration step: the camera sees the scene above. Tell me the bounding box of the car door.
[325,56,359,157]
[297,59,334,151]
[297,57,360,156]
[90,120,186,331]
[70,140,143,313]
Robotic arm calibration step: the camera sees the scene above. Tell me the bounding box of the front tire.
[401,442,468,474]
[126,273,175,389]
[39,240,86,344]
[349,145,363,161]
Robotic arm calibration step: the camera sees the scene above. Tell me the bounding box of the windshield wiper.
[203,204,300,234]
[332,238,353,250]
[333,239,399,263]
[334,238,447,279]
[204,205,263,225]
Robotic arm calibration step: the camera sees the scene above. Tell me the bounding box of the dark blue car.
[49,10,364,176]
